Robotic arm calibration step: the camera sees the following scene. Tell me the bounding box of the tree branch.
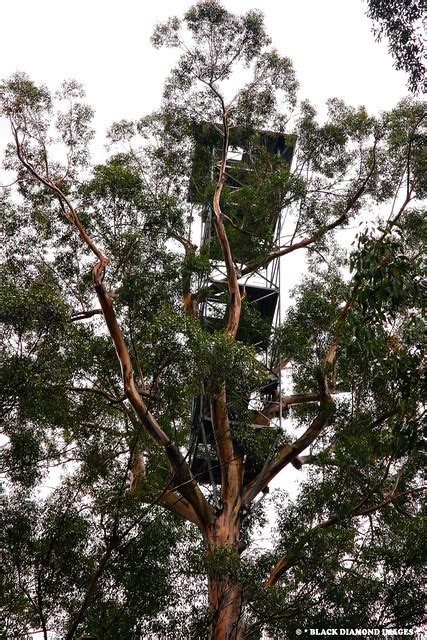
[70,308,103,321]
[210,384,243,505]
[264,486,426,588]
[94,283,212,530]
[252,389,347,426]
[242,371,335,506]
[208,87,243,506]
[65,539,116,639]
[12,129,212,533]
[158,490,202,526]
[128,448,201,526]
[68,385,126,404]
[240,140,379,278]
[211,100,241,338]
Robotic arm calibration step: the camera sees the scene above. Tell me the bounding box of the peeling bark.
[208,578,245,640]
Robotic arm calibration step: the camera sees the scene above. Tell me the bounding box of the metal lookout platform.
[187,125,296,498]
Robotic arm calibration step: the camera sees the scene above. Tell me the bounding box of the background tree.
[366,0,425,94]
[1,1,425,638]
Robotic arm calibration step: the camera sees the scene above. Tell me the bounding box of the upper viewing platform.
[188,123,296,264]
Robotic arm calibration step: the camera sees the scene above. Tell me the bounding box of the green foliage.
[0,1,425,638]
[205,546,241,582]
[367,0,425,94]
[1,486,189,640]
[232,422,281,464]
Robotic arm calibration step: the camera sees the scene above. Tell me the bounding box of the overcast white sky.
[1,0,409,141]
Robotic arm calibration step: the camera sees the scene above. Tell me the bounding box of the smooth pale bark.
[204,96,245,638]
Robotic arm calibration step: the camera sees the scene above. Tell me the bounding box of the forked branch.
[12,127,212,532]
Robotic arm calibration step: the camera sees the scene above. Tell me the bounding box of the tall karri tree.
[0,2,425,639]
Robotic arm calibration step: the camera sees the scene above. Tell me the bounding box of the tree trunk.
[207,507,244,640]
[208,576,244,640]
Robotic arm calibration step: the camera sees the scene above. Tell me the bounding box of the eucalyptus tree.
[366,0,425,94]
[1,2,425,639]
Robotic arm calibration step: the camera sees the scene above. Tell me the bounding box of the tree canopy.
[0,2,425,639]
[366,0,425,94]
